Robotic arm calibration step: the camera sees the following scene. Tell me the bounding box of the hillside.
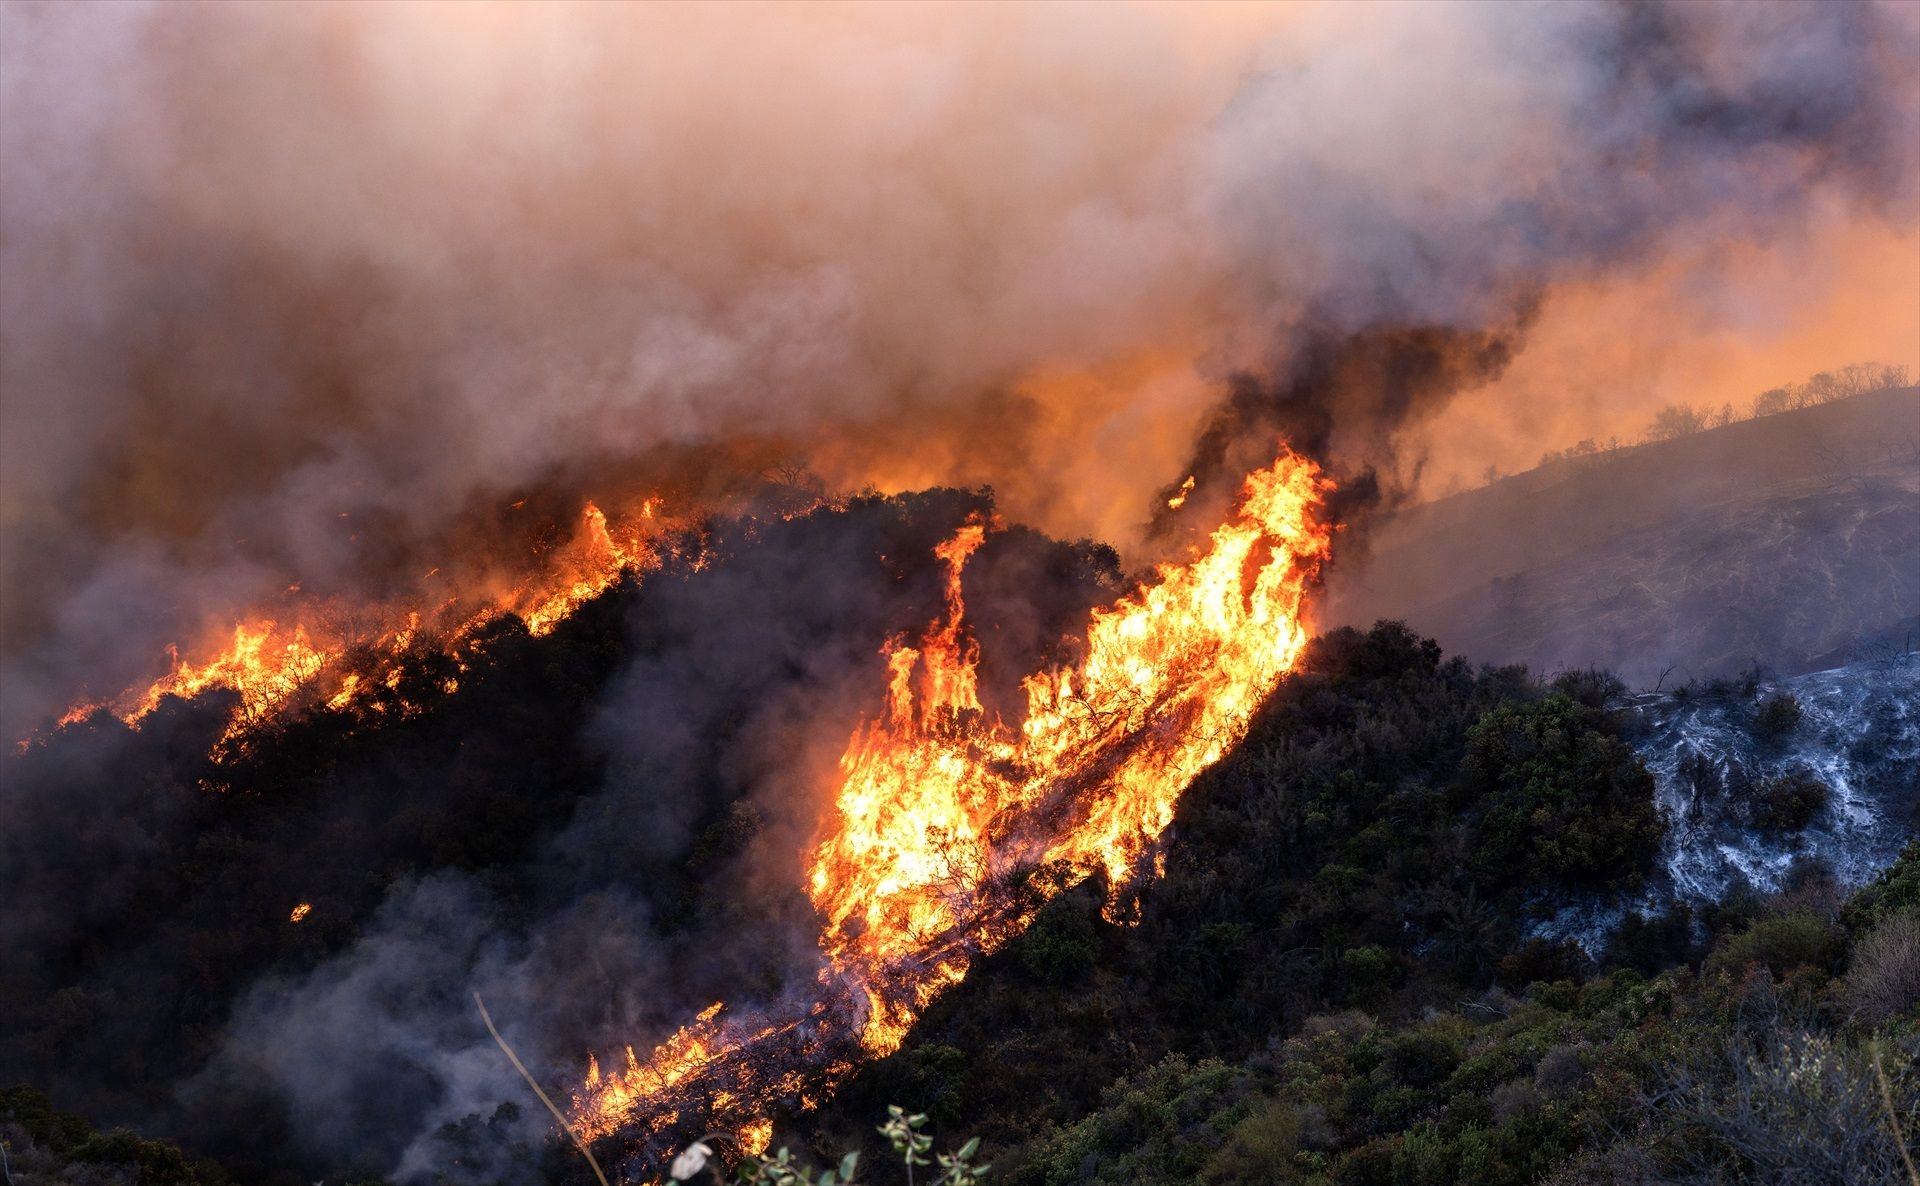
[7,613,1915,1185]
[2,479,1916,1186]
[1324,388,1920,687]
[780,627,1918,1186]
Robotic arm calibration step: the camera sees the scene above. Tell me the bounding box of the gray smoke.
[2,2,1916,1179]
[3,1,1915,738]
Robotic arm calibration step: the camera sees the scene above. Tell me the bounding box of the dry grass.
[475,991,611,1186]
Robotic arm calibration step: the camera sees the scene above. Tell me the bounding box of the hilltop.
[1325,388,1920,687]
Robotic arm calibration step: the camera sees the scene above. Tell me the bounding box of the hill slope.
[1325,388,1920,686]
[3,481,1915,1185]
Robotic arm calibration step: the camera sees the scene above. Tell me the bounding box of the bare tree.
[1651,1024,1920,1185]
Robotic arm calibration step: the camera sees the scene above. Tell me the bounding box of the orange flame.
[38,497,693,761]
[572,449,1332,1154]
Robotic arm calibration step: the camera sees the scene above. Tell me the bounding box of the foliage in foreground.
[680,1107,988,1186]
[0,1085,236,1186]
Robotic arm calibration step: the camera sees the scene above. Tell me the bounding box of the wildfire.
[38,497,688,761]
[572,449,1332,1160]
[289,903,312,923]
[1166,474,1196,509]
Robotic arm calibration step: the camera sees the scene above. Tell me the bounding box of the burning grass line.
[475,991,612,1186]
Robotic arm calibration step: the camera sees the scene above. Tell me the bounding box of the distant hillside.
[1324,387,1920,687]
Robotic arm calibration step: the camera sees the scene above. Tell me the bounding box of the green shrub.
[1839,840,1920,934]
[1747,771,1828,833]
[1755,693,1802,740]
[1383,1031,1462,1089]
[1331,1136,1398,1186]
[0,1088,235,1186]
[1199,1098,1305,1185]
[1529,980,1581,1012]
[1340,945,1404,1001]
[1459,696,1664,892]
[1390,1120,1456,1184]
[1706,911,1839,980]
[1016,897,1100,986]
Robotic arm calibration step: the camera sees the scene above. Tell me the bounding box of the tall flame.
[572,449,1332,1159]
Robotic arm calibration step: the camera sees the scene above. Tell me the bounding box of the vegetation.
[1648,361,1911,443]
[1754,692,1802,741]
[1527,361,1911,472]
[789,630,1917,1186]
[0,1086,237,1186]
[798,850,1920,1186]
[667,1107,989,1186]
[5,504,1914,1184]
[1746,771,1830,834]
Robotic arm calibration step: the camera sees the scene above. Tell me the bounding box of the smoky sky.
[3,4,1918,1179]
[2,1,1916,739]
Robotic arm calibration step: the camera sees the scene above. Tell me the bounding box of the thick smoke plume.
[1,1,1916,1179]
[3,0,1916,738]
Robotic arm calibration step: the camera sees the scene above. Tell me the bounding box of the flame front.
[39,498,686,761]
[573,450,1332,1157]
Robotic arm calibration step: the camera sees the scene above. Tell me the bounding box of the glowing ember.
[1166,474,1196,509]
[573,449,1332,1157]
[289,903,312,923]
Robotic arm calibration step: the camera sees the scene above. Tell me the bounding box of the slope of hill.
[3,481,1916,1185]
[787,625,1919,1186]
[1324,388,1920,687]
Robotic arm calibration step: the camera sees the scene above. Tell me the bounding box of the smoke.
[2,1,1916,1177]
[1159,0,1917,523]
[0,489,1119,1179]
[3,0,1915,738]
